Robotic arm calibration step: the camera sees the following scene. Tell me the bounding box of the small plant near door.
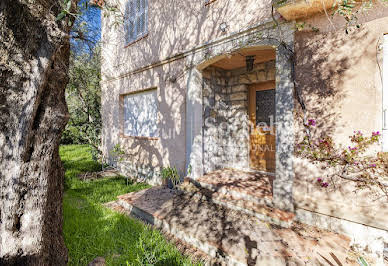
[110,144,125,164]
[161,166,181,189]
[187,164,192,177]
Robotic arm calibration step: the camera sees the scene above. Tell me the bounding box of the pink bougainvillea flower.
[369,163,377,168]
[372,131,381,137]
[308,119,316,126]
[321,182,329,187]
[317,178,323,183]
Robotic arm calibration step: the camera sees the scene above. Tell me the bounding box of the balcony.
[274,0,337,20]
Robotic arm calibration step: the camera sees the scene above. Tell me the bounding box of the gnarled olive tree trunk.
[0,0,74,264]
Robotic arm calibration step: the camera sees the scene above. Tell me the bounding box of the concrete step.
[112,187,354,266]
[184,177,273,206]
[179,178,294,228]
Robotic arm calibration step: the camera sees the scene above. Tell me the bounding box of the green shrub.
[161,166,181,188]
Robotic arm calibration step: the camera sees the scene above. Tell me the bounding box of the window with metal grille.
[256,89,275,126]
[124,0,148,45]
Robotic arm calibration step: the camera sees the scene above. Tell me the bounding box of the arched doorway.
[199,47,276,174]
[184,28,296,210]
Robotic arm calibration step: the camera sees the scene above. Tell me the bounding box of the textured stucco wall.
[293,11,388,232]
[100,0,282,184]
[101,59,187,184]
[101,0,388,253]
[101,0,296,186]
[101,0,275,82]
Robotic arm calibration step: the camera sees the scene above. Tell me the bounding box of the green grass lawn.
[61,145,200,266]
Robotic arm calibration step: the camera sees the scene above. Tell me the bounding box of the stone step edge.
[116,198,246,266]
[189,192,293,228]
[181,178,294,228]
[184,177,273,206]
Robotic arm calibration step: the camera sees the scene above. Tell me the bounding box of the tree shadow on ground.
[63,189,195,265]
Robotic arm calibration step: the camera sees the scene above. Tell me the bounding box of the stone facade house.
[101,0,388,263]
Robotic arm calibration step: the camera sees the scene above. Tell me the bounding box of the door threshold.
[238,167,276,177]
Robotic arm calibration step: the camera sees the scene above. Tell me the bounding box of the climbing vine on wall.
[269,0,388,196]
[297,120,388,197]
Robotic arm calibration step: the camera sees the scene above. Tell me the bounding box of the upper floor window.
[125,0,148,45]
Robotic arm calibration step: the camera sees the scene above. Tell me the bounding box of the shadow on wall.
[293,25,388,231]
[201,58,276,174]
[294,27,372,141]
[101,0,233,184]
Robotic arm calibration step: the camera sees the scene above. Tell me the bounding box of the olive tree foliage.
[62,47,102,161]
[61,0,118,162]
[71,0,102,52]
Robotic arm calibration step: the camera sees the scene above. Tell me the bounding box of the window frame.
[124,0,149,47]
[119,88,159,140]
[205,0,217,6]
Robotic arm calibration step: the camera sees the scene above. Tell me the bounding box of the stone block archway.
[185,22,295,211]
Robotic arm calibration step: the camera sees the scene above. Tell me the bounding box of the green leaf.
[66,0,72,11]
[357,256,369,266]
[56,11,66,21]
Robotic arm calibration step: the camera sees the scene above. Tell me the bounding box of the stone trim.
[119,134,159,141]
[103,20,290,84]
[296,207,388,266]
[273,43,295,211]
[123,33,149,48]
[200,62,277,173]
[185,68,204,179]
[185,21,296,211]
[204,0,217,6]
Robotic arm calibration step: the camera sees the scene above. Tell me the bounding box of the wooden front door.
[248,81,276,172]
